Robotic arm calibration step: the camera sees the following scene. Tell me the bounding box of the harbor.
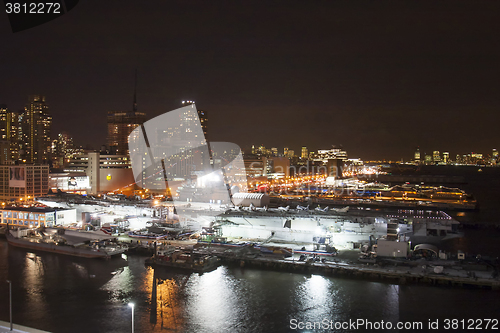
[0,166,499,332]
[136,240,500,290]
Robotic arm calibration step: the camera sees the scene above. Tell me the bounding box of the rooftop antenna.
[133,69,138,112]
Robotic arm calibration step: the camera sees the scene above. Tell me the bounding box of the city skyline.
[1,1,500,160]
[3,94,499,164]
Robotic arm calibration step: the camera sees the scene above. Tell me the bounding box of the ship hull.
[6,233,123,258]
[145,257,220,273]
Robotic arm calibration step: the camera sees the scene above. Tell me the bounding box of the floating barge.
[145,247,220,273]
[6,228,127,259]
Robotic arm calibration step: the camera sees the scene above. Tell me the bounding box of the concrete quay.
[118,238,500,290]
[214,251,500,290]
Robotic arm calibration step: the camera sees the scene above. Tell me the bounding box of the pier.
[220,255,500,290]
[190,244,500,290]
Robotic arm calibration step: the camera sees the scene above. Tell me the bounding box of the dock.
[193,244,500,290]
[222,255,500,289]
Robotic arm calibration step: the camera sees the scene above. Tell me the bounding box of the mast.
[133,69,138,112]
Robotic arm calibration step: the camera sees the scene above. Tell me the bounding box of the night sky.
[1,1,499,160]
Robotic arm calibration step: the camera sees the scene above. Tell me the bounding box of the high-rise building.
[0,141,9,164]
[0,165,49,201]
[301,146,308,159]
[20,95,52,164]
[51,132,78,168]
[0,105,19,162]
[182,100,208,139]
[198,109,208,138]
[493,149,498,164]
[433,150,441,163]
[443,152,450,164]
[257,144,266,156]
[283,147,289,157]
[414,147,421,162]
[107,76,146,155]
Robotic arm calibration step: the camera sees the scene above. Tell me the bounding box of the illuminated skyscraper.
[51,132,77,168]
[20,95,52,164]
[433,150,441,163]
[182,100,208,139]
[198,109,208,137]
[443,152,450,164]
[414,147,421,162]
[0,104,19,161]
[107,75,146,155]
[301,146,308,159]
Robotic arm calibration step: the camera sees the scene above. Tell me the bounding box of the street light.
[128,302,134,333]
[6,280,12,331]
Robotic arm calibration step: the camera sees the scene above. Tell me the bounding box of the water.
[1,243,499,333]
[0,166,499,332]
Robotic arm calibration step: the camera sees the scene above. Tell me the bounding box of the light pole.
[128,302,134,333]
[6,280,12,331]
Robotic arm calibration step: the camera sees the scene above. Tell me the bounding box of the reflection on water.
[148,267,185,331]
[1,240,500,333]
[294,274,336,319]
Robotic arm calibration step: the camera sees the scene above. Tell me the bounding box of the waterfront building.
[414,148,420,162]
[424,155,432,163]
[0,206,77,227]
[433,150,441,163]
[470,153,483,164]
[311,146,347,163]
[492,149,498,164]
[64,153,134,194]
[443,152,450,164]
[20,95,52,164]
[0,165,49,201]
